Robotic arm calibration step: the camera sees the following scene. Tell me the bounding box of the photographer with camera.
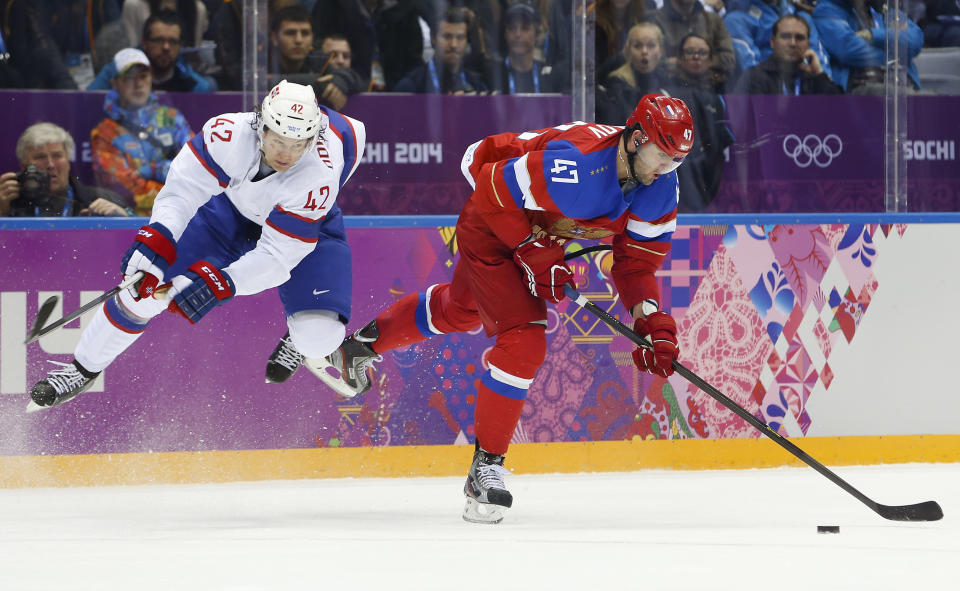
[0,123,131,217]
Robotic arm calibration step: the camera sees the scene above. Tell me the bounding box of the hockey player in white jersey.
[30,80,366,409]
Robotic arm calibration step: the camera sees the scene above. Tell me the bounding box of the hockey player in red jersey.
[322,94,693,523]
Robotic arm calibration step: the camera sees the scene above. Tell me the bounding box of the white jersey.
[149,109,365,296]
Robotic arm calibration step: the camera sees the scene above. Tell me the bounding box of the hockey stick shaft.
[563,284,942,522]
[24,272,144,345]
[563,244,612,261]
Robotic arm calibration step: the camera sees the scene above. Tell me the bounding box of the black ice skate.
[27,360,101,413]
[304,320,382,398]
[463,444,513,524]
[265,332,304,384]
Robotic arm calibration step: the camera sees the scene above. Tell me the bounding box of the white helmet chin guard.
[258,80,326,145]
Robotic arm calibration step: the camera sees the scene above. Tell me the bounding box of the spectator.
[725,0,831,80]
[311,0,435,90]
[647,0,737,86]
[596,22,671,124]
[394,6,488,93]
[671,31,723,91]
[43,0,123,88]
[596,0,656,78]
[88,10,216,91]
[732,14,843,93]
[2,0,81,89]
[813,0,924,93]
[269,4,313,75]
[267,7,366,110]
[923,0,960,46]
[90,48,193,216]
[122,0,209,48]
[668,34,735,211]
[486,1,563,93]
[0,123,130,217]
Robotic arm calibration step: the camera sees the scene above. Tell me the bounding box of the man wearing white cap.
[91,48,194,215]
[30,80,366,411]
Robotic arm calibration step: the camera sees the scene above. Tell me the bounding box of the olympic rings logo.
[782,134,843,168]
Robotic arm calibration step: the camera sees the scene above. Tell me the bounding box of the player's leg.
[31,195,256,408]
[267,210,352,384]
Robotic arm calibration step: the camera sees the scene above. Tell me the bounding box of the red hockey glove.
[632,311,679,377]
[512,236,575,304]
[121,223,177,299]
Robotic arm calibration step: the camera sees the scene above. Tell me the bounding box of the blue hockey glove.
[121,223,177,299]
[167,260,235,324]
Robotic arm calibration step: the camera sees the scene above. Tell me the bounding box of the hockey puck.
[817,525,840,534]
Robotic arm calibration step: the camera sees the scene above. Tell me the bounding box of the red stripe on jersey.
[265,218,320,243]
[187,140,228,188]
[275,204,322,223]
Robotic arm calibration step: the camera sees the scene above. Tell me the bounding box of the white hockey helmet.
[258,80,326,144]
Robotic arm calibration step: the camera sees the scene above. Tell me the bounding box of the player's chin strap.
[619,133,642,191]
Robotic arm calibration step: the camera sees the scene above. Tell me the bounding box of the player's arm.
[469,141,589,248]
[612,177,679,378]
[149,115,241,240]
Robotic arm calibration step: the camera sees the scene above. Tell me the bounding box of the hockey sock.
[370,291,433,353]
[474,378,527,456]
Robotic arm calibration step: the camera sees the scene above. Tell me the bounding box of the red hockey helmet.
[625,94,695,163]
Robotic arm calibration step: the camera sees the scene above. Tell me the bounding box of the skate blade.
[462,497,506,524]
[25,400,45,413]
[303,357,360,399]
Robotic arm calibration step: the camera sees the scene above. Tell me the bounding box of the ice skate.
[27,360,101,413]
[462,445,513,524]
[305,320,382,398]
[265,332,304,383]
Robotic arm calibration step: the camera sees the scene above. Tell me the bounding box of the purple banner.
[711,95,960,212]
[0,91,957,215]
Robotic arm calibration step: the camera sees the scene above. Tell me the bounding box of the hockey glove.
[632,311,679,377]
[512,236,575,304]
[167,260,235,324]
[121,223,177,299]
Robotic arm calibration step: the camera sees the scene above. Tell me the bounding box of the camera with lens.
[14,164,53,211]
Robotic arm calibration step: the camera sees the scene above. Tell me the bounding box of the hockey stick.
[24,272,144,345]
[563,284,944,522]
[563,244,612,261]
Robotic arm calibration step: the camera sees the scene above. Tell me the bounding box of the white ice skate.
[463,446,513,524]
[305,321,382,398]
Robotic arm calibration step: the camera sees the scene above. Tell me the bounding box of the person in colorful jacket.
[91,48,193,215]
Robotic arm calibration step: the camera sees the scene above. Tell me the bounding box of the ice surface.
[0,463,955,590]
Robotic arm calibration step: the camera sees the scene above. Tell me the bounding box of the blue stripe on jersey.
[500,157,526,209]
[624,170,680,238]
[188,134,230,188]
[481,371,529,401]
[324,108,358,189]
[265,207,321,243]
[626,227,675,243]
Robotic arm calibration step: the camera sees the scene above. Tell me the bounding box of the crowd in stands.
[0,0,956,215]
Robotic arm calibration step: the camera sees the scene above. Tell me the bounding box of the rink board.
[1,215,959,486]
[1,435,958,489]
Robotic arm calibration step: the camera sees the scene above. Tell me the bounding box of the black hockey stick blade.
[24,272,144,345]
[563,284,944,523]
[25,296,60,344]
